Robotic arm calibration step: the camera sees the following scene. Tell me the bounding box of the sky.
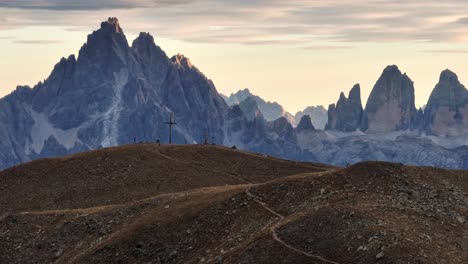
[0,1,468,113]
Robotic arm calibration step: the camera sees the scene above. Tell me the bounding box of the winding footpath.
[245,188,340,264]
[154,147,340,263]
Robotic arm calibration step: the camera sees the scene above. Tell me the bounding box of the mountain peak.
[349,84,361,103]
[132,32,156,52]
[383,65,400,74]
[350,83,360,93]
[362,65,416,133]
[231,88,253,98]
[135,32,155,44]
[439,69,459,84]
[295,115,315,133]
[172,53,193,68]
[240,88,251,94]
[101,17,123,33]
[326,84,363,132]
[339,92,346,101]
[131,32,170,62]
[239,96,263,121]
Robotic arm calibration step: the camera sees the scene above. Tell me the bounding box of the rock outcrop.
[224,104,267,146]
[423,69,468,136]
[268,117,296,143]
[294,105,328,130]
[238,97,263,121]
[295,115,316,133]
[325,84,363,132]
[361,65,417,133]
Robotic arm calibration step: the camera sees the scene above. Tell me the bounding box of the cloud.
[422,49,468,53]
[2,0,468,45]
[13,40,63,44]
[303,45,354,50]
[0,0,191,11]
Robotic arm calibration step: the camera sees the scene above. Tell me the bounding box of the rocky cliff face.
[325,84,363,132]
[424,70,468,137]
[238,97,263,122]
[361,65,417,133]
[267,117,296,143]
[223,104,267,147]
[295,115,315,134]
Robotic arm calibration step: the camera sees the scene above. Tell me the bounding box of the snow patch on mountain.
[27,109,81,154]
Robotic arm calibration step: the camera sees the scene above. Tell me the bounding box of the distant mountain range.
[324,65,468,136]
[0,17,467,170]
[222,89,328,129]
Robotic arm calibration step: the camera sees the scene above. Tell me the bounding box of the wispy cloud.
[422,49,468,53]
[0,0,189,11]
[303,45,354,50]
[2,0,468,45]
[455,17,468,24]
[13,40,63,44]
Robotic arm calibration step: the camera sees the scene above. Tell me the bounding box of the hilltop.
[1,145,467,263]
[0,144,331,214]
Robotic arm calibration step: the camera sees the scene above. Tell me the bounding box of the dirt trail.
[154,149,338,262]
[62,185,246,264]
[245,188,340,264]
[149,149,338,263]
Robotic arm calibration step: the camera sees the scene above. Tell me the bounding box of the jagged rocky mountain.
[323,66,468,138]
[0,18,229,169]
[326,84,363,132]
[311,65,467,168]
[0,18,311,169]
[223,88,296,125]
[0,18,467,170]
[0,18,228,168]
[294,105,328,130]
[295,115,316,134]
[223,88,328,129]
[424,69,468,136]
[361,65,418,133]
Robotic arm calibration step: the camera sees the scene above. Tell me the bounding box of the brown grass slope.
[0,144,332,214]
[1,146,467,263]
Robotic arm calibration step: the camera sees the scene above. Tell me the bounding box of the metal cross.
[164,113,176,144]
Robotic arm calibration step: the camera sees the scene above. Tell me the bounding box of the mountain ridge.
[222,88,328,129]
[0,18,467,171]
